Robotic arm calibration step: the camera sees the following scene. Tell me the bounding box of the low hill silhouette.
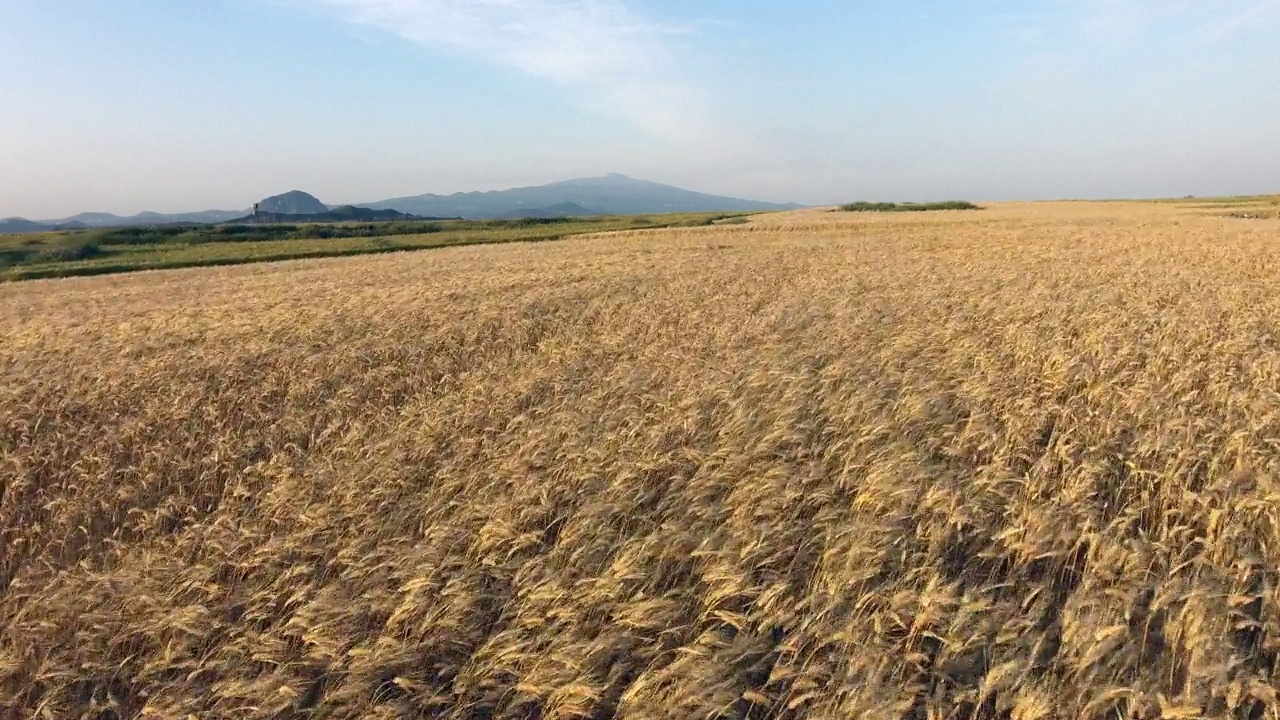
[227,205,447,224]
[257,190,329,216]
[363,173,802,219]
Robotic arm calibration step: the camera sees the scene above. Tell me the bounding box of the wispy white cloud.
[991,0,1280,97]
[1075,0,1280,41]
[291,0,717,144]
[1209,0,1280,38]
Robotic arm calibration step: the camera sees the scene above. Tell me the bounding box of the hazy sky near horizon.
[2,0,1279,218]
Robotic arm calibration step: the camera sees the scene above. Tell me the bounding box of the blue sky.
[2,0,1278,218]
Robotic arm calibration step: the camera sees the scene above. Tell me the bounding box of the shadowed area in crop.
[3,202,1280,718]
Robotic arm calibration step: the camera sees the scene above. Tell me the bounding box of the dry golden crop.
[3,202,1280,719]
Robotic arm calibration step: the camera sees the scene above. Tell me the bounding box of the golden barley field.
[5,201,1280,719]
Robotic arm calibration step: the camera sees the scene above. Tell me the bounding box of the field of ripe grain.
[4,201,1280,719]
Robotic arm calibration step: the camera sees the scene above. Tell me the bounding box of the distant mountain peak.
[227,204,428,224]
[7,175,800,233]
[362,175,800,219]
[257,190,328,216]
[0,216,89,234]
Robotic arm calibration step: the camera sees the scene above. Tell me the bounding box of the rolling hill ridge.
[363,173,802,219]
[3,175,800,232]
